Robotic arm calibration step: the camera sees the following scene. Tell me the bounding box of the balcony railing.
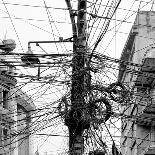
[135,49,155,87]
[134,55,155,125]
[136,112,155,126]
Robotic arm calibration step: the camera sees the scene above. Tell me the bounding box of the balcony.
[133,93,155,125]
[135,48,155,87]
[134,48,155,125]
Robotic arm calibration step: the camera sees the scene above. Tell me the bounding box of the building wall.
[0,48,35,155]
[15,90,35,155]
[119,11,155,155]
[17,105,29,155]
[0,77,17,155]
[9,89,18,155]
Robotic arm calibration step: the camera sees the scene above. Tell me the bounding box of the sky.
[0,0,154,154]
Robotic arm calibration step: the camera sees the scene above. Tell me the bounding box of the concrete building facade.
[15,89,35,155]
[0,41,35,155]
[119,11,155,155]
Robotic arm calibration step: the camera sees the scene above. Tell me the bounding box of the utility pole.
[65,0,89,154]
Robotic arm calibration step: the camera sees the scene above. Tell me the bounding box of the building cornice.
[15,89,36,112]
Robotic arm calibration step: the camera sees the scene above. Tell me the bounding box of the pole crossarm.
[28,38,74,50]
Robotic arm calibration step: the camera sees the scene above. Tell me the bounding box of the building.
[15,89,35,155]
[0,40,35,155]
[118,11,155,155]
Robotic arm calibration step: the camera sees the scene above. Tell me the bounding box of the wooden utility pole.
[65,0,88,154]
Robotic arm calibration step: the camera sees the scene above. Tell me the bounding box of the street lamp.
[21,38,73,80]
[21,48,40,80]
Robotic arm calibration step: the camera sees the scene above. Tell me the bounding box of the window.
[3,128,8,146]
[2,90,8,109]
[3,128,7,140]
